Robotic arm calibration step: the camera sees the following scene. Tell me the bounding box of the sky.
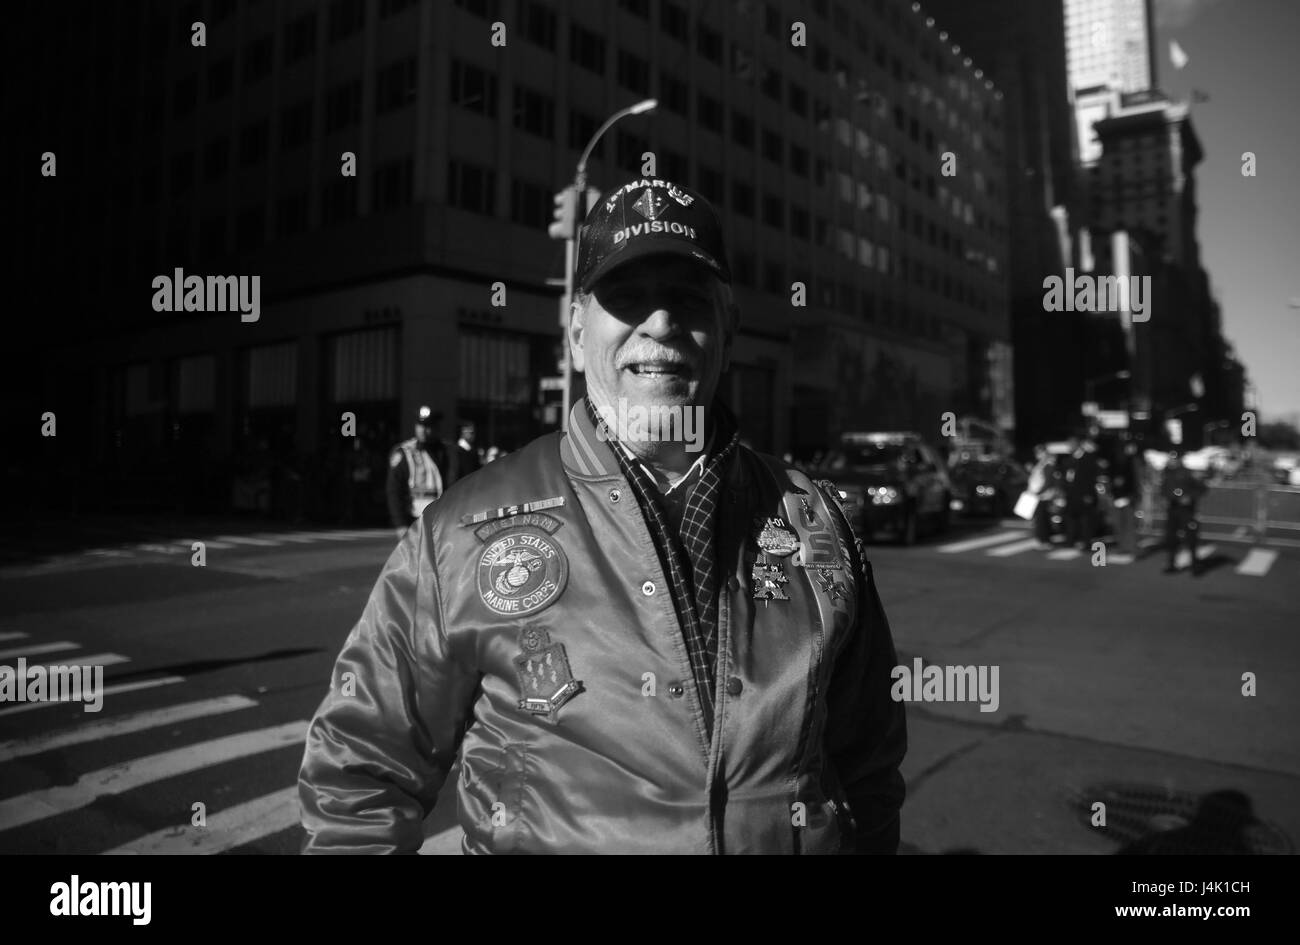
[1151,0,1300,425]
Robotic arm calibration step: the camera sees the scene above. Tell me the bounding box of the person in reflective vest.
[386,406,459,533]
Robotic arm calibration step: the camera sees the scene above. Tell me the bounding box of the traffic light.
[548,187,578,240]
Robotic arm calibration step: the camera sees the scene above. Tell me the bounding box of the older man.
[299,176,907,854]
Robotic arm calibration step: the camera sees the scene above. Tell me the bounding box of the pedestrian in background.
[1025,444,1058,550]
[1063,434,1100,551]
[456,420,482,476]
[1162,450,1207,574]
[1109,438,1143,558]
[386,406,459,536]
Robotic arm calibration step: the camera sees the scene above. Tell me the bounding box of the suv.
[819,432,953,544]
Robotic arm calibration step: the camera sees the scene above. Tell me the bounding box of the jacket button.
[609,488,621,502]
[641,580,656,596]
[726,676,744,696]
[667,681,685,698]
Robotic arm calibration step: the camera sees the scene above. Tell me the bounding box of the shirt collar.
[615,431,716,495]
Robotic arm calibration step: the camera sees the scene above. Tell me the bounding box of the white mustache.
[617,349,695,369]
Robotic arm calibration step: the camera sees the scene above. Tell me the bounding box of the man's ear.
[569,298,586,373]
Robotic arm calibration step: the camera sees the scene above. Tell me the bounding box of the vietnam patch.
[477,526,568,617]
[512,627,583,717]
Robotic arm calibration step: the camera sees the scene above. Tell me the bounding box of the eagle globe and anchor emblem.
[477,526,568,618]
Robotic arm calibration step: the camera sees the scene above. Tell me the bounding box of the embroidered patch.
[754,516,799,557]
[477,526,568,617]
[513,627,583,717]
[461,496,565,527]
[474,511,562,544]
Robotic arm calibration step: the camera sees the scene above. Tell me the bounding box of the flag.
[1170,39,1189,69]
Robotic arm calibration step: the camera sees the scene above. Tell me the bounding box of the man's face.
[460,424,476,445]
[415,423,433,445]
[570,255,736,419]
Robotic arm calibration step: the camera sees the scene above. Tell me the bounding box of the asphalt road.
[1,516,1296,855]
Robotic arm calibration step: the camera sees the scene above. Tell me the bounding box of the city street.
[1,515,1296,854]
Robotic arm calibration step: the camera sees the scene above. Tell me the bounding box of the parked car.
[949,457,1029,518]
[820,432,953,544]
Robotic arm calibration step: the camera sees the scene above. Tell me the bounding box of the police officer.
[385,406,459,535]
[300,176,907,854]
[1162,450,1207,574]
[456,420,481,476]
[1062,433,1101,550]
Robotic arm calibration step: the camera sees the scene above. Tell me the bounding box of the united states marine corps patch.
[477,526,568,617]
[513,627,583,717]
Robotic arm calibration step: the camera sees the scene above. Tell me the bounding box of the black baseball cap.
[574,177,731,293]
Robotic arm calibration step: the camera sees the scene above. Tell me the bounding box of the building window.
[731,181,754,217]
[322,177,358,224]
[372,156,413,212]
[761,128,782,164]
[283,11,317,65]
[238,118,269,166]
[760,67,781,101]
[447,160,496,215]
[763,2,782,38]
[787,81,808,116]
[169,150,195,197]
[513,85,555,138]
[697,92,723,130]
[617,49,650,95]
[733,252,755,286]
[660,0,688,41]
[329,0,365,42]
[659,71,688,115]
[511,178,551,228]
[616,130,649,173]
[731,111,755,149]
[568,109,605,157]
[207,57,233,101]
[280,99,312,150]
[325,79,362,133]
[519,0,557,49]
[450,0,498,17]
[450,60,497,117]
[790,144,809,177]
[791,206,810,239]
[276,191,309,237]
[235,205,265,252]
[697,23,722,62]
[376,56,417,115]
[661,149,688,182]
[763,259,784,294]
[243,34,272,84]
[203,136,229,181]
[697,163,722,203]
[199,215,225,257]
[570,23,606,73]
[173,75,198,119]
[762,192,783,228]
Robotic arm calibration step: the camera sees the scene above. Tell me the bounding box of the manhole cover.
[1069,782,1292,854]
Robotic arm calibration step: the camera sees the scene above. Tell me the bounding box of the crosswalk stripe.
[132,543,183,554]
[419,827,464,855]
[103,785,300,855]
[0,676,186,718]
[181,540,235,549]
[1107,553,1135,564]
[0,695,258,763]
[937,531,1024,554]
[1196,544,1217,560]
[986,538,1040,557]
[1047,548,1081,560]
[0,633,29,643]
[0,720,307,832]
[252,534,317,544]
[1235,548,1278,577]
[0,641,79,661]
[2,653,127,670]
[212,535,282,547]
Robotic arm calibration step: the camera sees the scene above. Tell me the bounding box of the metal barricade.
[1139,477,1300,539]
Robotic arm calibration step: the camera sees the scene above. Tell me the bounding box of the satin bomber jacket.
[299,404,907,854]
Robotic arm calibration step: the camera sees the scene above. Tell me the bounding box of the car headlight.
[869,485,900,504]
[975,485,995,496]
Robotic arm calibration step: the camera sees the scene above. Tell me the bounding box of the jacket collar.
[560,398,751,498]
[560,400,620,478]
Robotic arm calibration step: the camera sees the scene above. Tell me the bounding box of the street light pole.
[560,98,657,432]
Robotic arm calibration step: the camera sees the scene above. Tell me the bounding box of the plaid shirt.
[585,396,740,736]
